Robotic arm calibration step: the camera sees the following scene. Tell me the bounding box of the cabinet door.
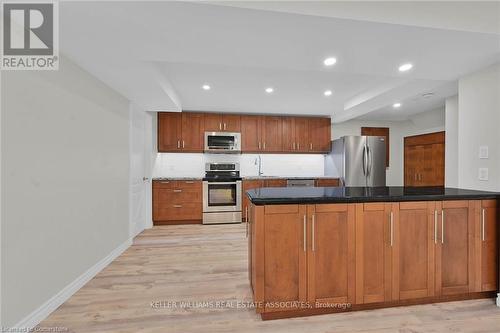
[157,112,181,152]
[308,118,331,152]
[394,202,436,300]
[181,113,204,152]
[222,114,241,132]
[241,115,261,152]
[307,204,355,305]
[204,113,223,132]
[263,205,307,312]
[264,179,287,187]
[355,203,395,304]
[476,200,498,291]
[282,117,296,152]
[261,116,283,152]
[242,180,264,221]
[435,201,475,295]
[294,117,309,152]
[315,178,339,187]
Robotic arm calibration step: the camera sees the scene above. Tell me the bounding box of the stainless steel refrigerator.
[325,136,386,186]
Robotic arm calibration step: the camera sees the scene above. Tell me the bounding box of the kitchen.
[2,1,500,332]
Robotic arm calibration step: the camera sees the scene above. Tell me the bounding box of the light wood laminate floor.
[40,224,500,333]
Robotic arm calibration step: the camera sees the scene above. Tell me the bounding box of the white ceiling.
[59,1,500,121]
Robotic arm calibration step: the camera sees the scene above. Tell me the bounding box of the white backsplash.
[153,153,326,178]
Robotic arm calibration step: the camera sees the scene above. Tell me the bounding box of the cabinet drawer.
[154,202,202,221]
[158,188,202,204]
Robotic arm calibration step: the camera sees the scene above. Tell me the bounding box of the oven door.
[203,181,242,212]
[204,132,241,153]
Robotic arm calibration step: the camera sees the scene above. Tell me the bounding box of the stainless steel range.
[202,162,242,224]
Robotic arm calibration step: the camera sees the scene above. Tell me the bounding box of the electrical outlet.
[479,146,489,159]
[478,168,489,181]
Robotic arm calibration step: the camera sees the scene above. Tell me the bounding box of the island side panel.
[250,204,265,313]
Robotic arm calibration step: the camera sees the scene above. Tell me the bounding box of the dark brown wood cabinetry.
[153,180,202,224]
[249,199,498,319]
[158,112,331,153]
[404,131,445,186]
[242,180,264,222]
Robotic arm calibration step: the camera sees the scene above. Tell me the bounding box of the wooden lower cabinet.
[249,199,498,319]
[355,203,394,304]
[307,204,356,305]
[153,180,202,224]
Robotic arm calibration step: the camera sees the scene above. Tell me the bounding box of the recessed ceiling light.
[202,84,211,90]
[265,87,274,93]
[398,63,413,72]
[324,90,333,96]
[393,103,402,108]
[323,57,337,66]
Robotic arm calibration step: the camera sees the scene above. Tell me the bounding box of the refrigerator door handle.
[362,145,368,176]
[366,146,372,177]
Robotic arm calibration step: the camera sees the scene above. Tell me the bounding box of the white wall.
[1,56,130,326]
[330,108,445,186]
[445,95,459,187]
[154,153,325,178]
[457,63,500,191]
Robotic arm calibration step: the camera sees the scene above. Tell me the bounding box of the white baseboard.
[497,293,500,307]
[14,238,133,330]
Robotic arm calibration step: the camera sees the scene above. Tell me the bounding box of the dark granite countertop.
[246,186,500,205]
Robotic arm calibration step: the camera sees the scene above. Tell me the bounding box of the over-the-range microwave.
[204,132,241,153]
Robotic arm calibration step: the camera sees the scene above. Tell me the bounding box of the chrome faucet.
[255,155,263,176]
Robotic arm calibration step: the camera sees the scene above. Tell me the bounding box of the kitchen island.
[246,186,500,320]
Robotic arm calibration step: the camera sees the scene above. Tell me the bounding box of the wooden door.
[294,117,309,152]
[241,115,261,152]
[307,204,355,305]
[355,203,395,304]
[261,116,283,152]
[222,114,241,132]
[394,202,436,300]
[157,112,181,152]
[435,201,475,296]
[181,113,204,152]
[242,180,264,221]
[204,113,223,132]
[475,200,498,291]
[282,117,296,152]
[263,205,307,312]
[404,132,445,187]
[308,118,331,153]
[361,127,390,167]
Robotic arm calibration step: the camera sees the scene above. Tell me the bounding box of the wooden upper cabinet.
[435,200,475,296]
[361,127,389,167]
[404,131,445,187]
[181,112,204,152]
[307,204,355,305]
[282,117,296,152]
[308,118,331,153]
[476,200,498,292]
[261,116,283,152]
[204,113,241,132]
[223,114,241,132]
[204,113,223,132]
[355,203,395,304]
[263,205,307,312]
[158,112,182,152]
[394,202,436,300]
[241,115,261,152]
[294,117,309,152]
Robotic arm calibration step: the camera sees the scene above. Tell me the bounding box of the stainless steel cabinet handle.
[224,123,227,130]
[177,140,180,149]
[160,181,170,184]
[263,142,266,150]
[297,143,300,150]
[258,142,261,150]
[434,210,438,244]
[312,214,316,251]
[415,174,417,181]
[441,210,445,244]
[173,189,182,193]
[173,205,182,208]
[245,207,249,238]
[185,181,194,184]
[182,140,185,148]
[390,211,394,247]
[303,215,307,252]
[293,142,296,150]
[310,143,313,150]
[482,208,486,242]
[219,123,222,130]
